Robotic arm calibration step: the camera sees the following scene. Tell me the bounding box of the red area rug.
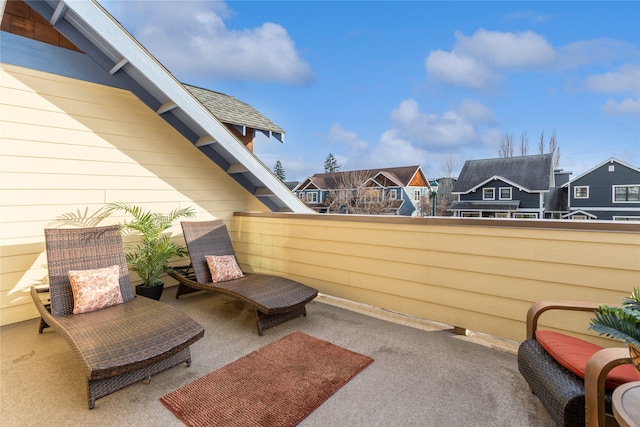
[161,331,374,427]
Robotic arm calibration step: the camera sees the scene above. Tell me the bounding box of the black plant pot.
[135,284,164,300]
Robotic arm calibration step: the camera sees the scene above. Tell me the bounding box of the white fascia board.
[466,175,534,194]
[63,1,310,213]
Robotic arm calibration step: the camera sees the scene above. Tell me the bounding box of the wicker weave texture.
[35,225,205,408]
[172,220,318,334]
[518,339,613,427]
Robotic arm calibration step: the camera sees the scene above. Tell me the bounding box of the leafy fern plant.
[106,202,195,287]
[588,288,640,348]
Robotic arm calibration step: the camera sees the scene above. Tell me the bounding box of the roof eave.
[37,0,307,213]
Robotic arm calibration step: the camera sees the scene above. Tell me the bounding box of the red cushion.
[536,330,638,389]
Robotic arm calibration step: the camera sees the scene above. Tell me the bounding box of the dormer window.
[499,187,512,200]
[483,188,495,200]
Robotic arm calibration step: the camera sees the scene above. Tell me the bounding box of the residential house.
[562,158,640,221]
[294,166,432,216]
[450,154,560,218]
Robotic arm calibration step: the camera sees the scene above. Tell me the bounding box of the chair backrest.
[180,220,237,284]
[45,225,135,316]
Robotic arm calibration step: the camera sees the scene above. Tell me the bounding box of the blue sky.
[100,1,640,182]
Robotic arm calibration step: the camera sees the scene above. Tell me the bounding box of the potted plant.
[106,202,195,300]
[588,288,640,374]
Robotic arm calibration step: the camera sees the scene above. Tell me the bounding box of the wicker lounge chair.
[517,300,633,427]
[168,219,318,335]
[31,225,205,409]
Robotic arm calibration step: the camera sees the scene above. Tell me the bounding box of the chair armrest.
[526,300,601,340]
[30,286,55,326]
[584,347,633,426]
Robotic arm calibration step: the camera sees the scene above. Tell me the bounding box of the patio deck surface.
[1,288,555,426]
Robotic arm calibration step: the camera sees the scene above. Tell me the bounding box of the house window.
[389,189,398,200]
[514,213,538,219]
[614,185,640,202]
[305,192,318,203]
[613,216,640,221]
[414,190,421,202]
[608,165,615,172]
[574,186,589,199]
[499,187,512,200]
[483,188,495,200]
[365,188,381,202]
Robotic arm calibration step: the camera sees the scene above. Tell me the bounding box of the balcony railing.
[230,212,640,345]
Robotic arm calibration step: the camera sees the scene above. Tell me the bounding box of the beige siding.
[232,213,640,344]
[0,63,267,325]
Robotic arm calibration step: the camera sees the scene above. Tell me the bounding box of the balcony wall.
[231,212,640,344]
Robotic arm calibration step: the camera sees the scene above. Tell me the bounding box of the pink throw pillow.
[205,255,244,283]
[68,265,123,314]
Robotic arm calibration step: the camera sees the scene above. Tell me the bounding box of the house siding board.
[234,213,639,343]
[570,161,640,208]
[0,63,268,325]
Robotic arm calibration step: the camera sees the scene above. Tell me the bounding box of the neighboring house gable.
[562,158,640,221]
[451,154,554,218]
[294,166,431,216]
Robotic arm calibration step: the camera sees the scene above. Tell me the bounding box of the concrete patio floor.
[1,288,555,426]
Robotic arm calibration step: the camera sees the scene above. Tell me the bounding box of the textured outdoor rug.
[161,331,374,427]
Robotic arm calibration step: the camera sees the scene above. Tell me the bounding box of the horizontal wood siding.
[0,63,267,325]
[232,213,640,343]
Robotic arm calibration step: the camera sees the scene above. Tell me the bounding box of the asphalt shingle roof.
[306,166,423,190]
[184,83,285,134]
[453,154,553,193]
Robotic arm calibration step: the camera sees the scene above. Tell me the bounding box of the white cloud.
[103,1,313,84]
[425,29,555,90]
[454,29,555,69]
[603,98,640,116]
[388,99,492,148]
[585,65,640,96]
[557,39,638,69]
[425,50,497,90]
[327,123,369,151]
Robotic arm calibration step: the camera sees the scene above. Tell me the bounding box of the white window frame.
[613,185,640,202]
[613,216,640,221]
[499,187,512,200]
[305,192,318,203]
[514,213,538,219]
[413,189,421,202]
[388,189,398,200]
[574,186,589,199]
[483,188,495,200]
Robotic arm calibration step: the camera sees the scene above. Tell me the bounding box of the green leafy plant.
[106,202,195,287]
[588,288,640,348]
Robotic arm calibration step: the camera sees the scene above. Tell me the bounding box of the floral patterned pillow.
[68,265,123,314]
[205,255,244,283]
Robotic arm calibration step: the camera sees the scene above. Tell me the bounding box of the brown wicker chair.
[168,220,318,335]
[517,300,633,427]
[31,225,205,409]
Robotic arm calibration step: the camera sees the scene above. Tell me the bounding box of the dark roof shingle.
[453,154,553,193]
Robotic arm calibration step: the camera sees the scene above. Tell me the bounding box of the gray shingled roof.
[453,154,553,193]
[303,166,424,190]
[184,83,285,136]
